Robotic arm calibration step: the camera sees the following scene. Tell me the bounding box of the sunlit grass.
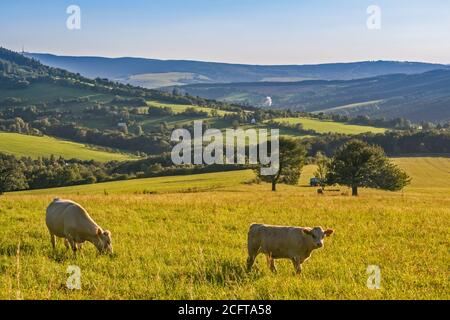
[0,158,448,299]
[148,101,234,116]
[0,132,137,162]
[271,117,386,135]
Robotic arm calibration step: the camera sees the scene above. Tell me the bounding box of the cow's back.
[46,199,96,237]
[248,224,305,258]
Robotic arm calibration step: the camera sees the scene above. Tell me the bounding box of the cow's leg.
[246,240,260,272]
[66,236,78,256]
[246,249,260,272]
[266,255,277,273]
[292,257,302,275]
[246,255,255,272]
[49,232,56,250]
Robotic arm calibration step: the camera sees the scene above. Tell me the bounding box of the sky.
[1,0,449,65]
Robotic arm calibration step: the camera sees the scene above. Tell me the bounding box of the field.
[0,157,448,299]
[17,170,254,195]
[271,117,387,135]
[148,101,234,116]
[391,157,450,193]
[316,100,384,113]
[123,72,211,88]
[0,132,136,162]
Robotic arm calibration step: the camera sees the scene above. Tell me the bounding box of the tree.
[326,140,410,196]
[313,152,330,192]
[0,154,28,194]
[257,137,307,191]
[146,163,164,175]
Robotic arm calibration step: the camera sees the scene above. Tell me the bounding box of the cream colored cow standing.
[46,199,113,255]
[246,223,333,274]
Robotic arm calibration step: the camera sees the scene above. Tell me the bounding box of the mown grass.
[316,100,384,113]
[147,101,234,116]
[0,158,448,299]
[391,157,450,188]
[271,117,386,135]
[0,132,136,162]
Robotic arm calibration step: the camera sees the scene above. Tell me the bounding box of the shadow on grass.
[47,249,71,263]
[191,259,265,286]
[47,248,118,263]
[0,242,36,256]
[0,256,10,274]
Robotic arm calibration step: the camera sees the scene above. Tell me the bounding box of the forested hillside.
[1,47,449,193]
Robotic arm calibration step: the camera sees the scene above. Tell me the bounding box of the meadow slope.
[0,157,448,299]
[0,132,136,162]
[271,117,386,135]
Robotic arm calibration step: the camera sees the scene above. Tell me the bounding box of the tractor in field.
[310,177,320,187]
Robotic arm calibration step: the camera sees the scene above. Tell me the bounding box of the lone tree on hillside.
[314,151,330,192]
[326,140,410,196]
[257,136,307,191]
[0,154,28,195]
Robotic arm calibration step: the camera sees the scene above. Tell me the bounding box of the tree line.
[303,130,450,157]
[0,152,249,194]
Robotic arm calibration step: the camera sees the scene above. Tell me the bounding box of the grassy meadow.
[272,117,387,135]
[0,157,448,300]
[123,72,211,88]
[148,101,234,116]
[0,132,136,162]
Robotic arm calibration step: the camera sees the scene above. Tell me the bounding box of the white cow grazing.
[46,198,113,255]
[246,224,333,274]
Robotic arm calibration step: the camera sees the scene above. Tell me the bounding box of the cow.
[45,198,113,255]
[246,223,333,274]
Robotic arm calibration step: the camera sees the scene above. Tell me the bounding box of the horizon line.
[22,50,450,67]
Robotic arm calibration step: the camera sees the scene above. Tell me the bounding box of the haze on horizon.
[1,0,450,65]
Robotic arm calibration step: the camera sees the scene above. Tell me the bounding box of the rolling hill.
[0,132,136,162]
[175,70,450,123]
[25,53,447,88]
[1,47,391,145]
[0,47,252,158]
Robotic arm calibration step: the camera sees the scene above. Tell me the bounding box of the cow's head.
[96,229,113,254]
[303,227,333,249]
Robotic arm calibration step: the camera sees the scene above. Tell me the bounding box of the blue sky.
[1,0,449,64]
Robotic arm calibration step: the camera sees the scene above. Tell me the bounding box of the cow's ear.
[324,229,334,237]
[97,228,103,236]
[303,228,312,235]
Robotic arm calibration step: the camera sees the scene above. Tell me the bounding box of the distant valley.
[24,52,450,123]
[172,70,450,123]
